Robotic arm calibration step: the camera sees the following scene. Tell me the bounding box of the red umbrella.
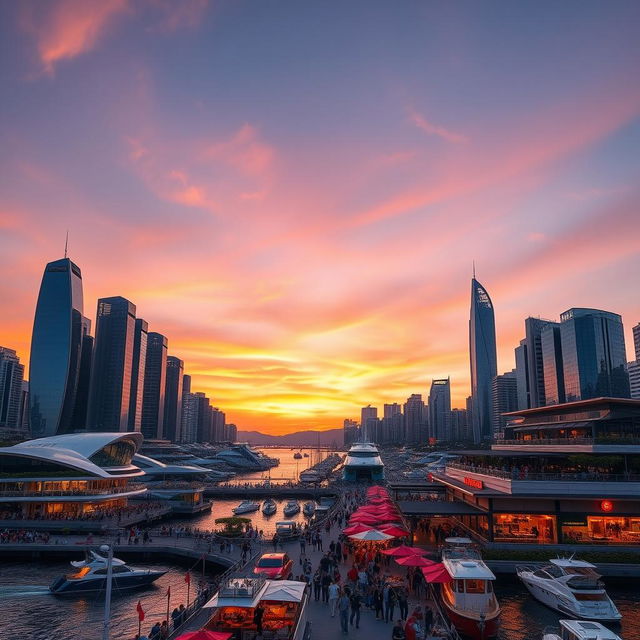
[421,563,452,583]
[395,555,437,567]
[377,524,410,538]
[358,507,399,516]
[349,514,385,525]
[176,631,233,640]
[380,545,427,557]
[343,523,374,535]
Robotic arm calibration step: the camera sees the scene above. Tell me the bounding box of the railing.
[144,481,206,491]
[495,437,640,446]
[447,462,640,483]
[0,483,147,497]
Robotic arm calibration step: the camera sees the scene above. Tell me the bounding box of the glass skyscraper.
[469,277,497,442]
[88,297,136,431]
[163,355,184,442]
[560,308,630,401]
[141,332,168,439]
[428,378,451,441]
[128,318,148,432]
[29,258,89,437]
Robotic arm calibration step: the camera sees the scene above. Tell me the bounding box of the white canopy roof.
[262,580,306,603]
[560,620,622,640]
[442,558,496,580]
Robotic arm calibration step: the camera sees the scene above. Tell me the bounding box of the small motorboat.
[262,499,277,516]
[302,501,316,517]
[293,452,303,459]
[50,551,165,595]
[283,500,301,517]
[517,558,621,622]
[303,453,309,457]
[232,500,260,514]
[542,619,622,640]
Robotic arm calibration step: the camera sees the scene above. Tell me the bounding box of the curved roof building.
[469,277,497,443]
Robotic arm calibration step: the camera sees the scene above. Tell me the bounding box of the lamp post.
[101,544,114,640]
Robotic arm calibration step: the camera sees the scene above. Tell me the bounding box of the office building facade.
[164,356,184,442]
[541,324,565,406]
[491,370,518,436]
[360,405,377,441]
[141,332,168,439]
[469,277,498,443]
[428,378,451,441]
[404,393,425,444]
[0,347,25,435]
[127,318,148,432]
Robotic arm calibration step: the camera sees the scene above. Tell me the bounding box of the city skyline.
[2,1,640,433]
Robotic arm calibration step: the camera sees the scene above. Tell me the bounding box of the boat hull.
[441,599,500,639]
[50,572,165,595]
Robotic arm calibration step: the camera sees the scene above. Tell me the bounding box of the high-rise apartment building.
[0,347,25,434]
[141,332,168,439]
[450,408,469,442]
[491,370,518,436]
[469,277,497,443]
[128,318,148,432]
[514,339,529,410]
[428,378,451,441]
[360,405,377,441]
[633,322,640,361]
[211,407,226,442]
[343,419,359,445]
[541,324,565,405]
[225,423,237,442]
[163,356,184,442]
[627,322,640,400]
[403,394,425,444]
[29,257,90,437]
[559,308,630,402]
[88,297,136,431]
[180,391,199,443]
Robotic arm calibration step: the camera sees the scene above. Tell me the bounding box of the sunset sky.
[1,1,639,434]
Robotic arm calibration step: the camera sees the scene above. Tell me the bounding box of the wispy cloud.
[406,106,468,144]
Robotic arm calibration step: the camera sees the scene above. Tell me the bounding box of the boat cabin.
[275,521,297,536]
[203,576,309,640]
[557,619,622,640]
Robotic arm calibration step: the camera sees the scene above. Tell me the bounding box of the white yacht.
[302,501,316,517]
[517,559,621,622]
[283,500,301,516]
[50,551,165,595]
[542,619,622,640]
[232,500,260,514]
[262,498,277,516]
[342,443,384,482]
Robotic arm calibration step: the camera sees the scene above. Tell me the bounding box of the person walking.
[373,585,383,620]
[349,589,362,629]
[328,579,340,617]
[313,570,322,601]
[338,589,350,634]
[253,603,264,636]
[397,586,408,621]
[321,571,331,603]
[385,586,397,623]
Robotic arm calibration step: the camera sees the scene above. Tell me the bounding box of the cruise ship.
[342,443,384,482]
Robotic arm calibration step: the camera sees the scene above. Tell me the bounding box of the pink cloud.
[406,105,468,144]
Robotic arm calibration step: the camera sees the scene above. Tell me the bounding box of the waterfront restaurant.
[427,398,640,548]
[0,433,146,521]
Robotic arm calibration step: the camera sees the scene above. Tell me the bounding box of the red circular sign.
[600,500,613,512]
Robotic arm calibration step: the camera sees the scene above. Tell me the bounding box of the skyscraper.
[403,394,425,444]
[163,356,184,442]
[360,405,377,441]
[633,322,640,361]
[560,308,630,402]
[469,277,497,443]
[180,390,199,443]
[514,339,529,410]
[128,318,148,432]
[71,320,93,430]
[141,332,168,439]
[491,370,518,436]
[0,347,25,434]
[629,322,640,400]
[428,378,451,441]
[88,297,136,431]
[541,324,565,405]
[524,317,558,408]
[29,257,89,437]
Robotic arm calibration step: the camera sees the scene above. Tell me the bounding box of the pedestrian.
[321,571,331,603]
[397,587,408,620]
[373,585,384,620]
[299,536,306,557]
[328,579,340,617]
[313,570,322,601]
[149,622,161,640]
[338,589,350,634]
[253,603,264,636]
[159,621,169,639]
[423,606,433,635]
[349,589,362,629]
[385,586,397,623]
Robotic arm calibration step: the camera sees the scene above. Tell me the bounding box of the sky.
[1,1,639,434]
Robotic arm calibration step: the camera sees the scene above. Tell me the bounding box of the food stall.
[203,577,308,640]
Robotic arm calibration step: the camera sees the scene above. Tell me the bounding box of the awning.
[512,421,591,432]
[397,500,487,516]
[421,563,452,584]
[262,580,306,603]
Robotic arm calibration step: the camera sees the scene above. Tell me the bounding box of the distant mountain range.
[237,428,344,447]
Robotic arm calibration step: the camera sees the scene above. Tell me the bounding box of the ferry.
[542,619,623,640]
[202,576,309,640]
[283,500,301,516]
[440,538,501,639]
[233,500,260,514]
[517,558,621,622]
[50,551,165,595]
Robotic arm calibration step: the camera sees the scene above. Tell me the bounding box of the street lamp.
[100,544,114,640]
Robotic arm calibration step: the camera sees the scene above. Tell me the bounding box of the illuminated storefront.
[493,514,556,543]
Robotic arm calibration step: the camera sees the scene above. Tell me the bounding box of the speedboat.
[233,500,260,514]
[303,453,309,457]
[50,551,165,595]
[440,537,501,639]
[283,500,300,516]
[302,501,316,517]
[293,452,303,459]
[262,499,277,516]
[542,619,623,640]
[517,558,621,622]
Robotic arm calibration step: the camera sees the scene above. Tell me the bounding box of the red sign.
[463,477,483,489]
[600,500,614,513]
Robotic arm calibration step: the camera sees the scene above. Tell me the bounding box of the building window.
[493,514,556,543]
[562,516,640,544]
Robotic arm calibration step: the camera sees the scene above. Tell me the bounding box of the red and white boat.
[440,537,501,639]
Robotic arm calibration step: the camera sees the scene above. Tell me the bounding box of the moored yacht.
[542,619,623,640]
[50,551,165,595]
[517,558,621,622]
[233,500,260,514]
[302,501,316,517]
[293,452,303,459]
[283,500,300,516]
[440,538,501,639]
[262,498,277,516]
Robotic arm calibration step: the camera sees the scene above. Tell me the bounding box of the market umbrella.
[349,514,386,525]
[395,555,437,567]
[176,631,233,640]
[349,529,394,541]
[343,523,374,535]
[377,524,410,538]
[380,545,427,557]
[421,563,452,584]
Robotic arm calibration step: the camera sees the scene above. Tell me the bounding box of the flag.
[185,572,191,585]
[166,586,171,598]
[136,600,145,622]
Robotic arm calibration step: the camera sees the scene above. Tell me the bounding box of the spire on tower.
[64,230,68,259]
[472,260,476,279]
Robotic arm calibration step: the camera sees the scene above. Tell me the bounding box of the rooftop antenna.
[472,260,476,279]
[64,230,69,259]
